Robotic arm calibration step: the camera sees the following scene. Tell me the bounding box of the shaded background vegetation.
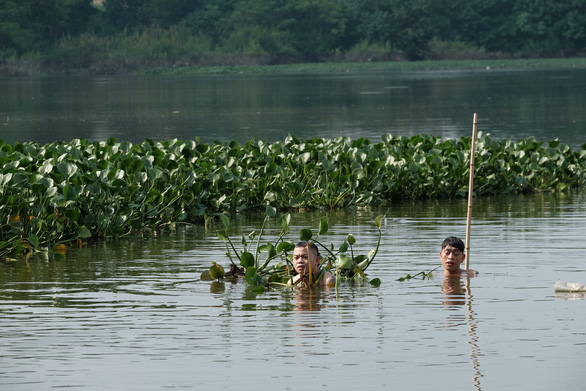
[1,0,586,73]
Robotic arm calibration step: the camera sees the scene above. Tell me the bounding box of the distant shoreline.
[2,57,586,77]
[141,57,586,75]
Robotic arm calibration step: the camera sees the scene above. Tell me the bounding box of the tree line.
[1,0,585,71]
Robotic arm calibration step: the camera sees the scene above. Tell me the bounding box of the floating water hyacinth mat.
[1,134,585,259]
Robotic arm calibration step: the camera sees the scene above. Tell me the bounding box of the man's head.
[440,237,466,275]
[293,241,320,275]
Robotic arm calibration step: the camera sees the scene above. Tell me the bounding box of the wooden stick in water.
[306,242,313,286]
[465,113,478,270]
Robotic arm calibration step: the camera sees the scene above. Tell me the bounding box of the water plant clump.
[209,208,384,292]
[1,134,585,259]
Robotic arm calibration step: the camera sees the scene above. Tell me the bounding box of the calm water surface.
[1,68,585,147]
[1,192,585,390]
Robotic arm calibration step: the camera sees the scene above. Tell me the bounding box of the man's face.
[440,245,465,274]
[293,246,317,275]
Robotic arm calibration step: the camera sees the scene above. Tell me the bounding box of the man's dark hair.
[295,241,319,255]
[441,237,465,253]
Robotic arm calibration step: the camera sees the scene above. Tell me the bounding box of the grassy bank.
[3,54,586,77]
[142,57,586,75]
[1,134,585,260]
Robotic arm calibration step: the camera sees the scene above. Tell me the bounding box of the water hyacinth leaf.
[58,162,77,179]
[335,254,353,269]
[299,228,312,241]
[318,218,328,235]
[289,197,303,208]
[0,173,12,185]
[266,243,277,260]
[241,251,255,268]
[338,240,349,253]
[77,226,91,239]
[64,208,80,222]
[27,234,39,248]
[252,285,266,294]
[217,229,228,241]
[277,241,295,252]
[347,234,356,245]
[11,172,28,185]
[375,215,384,229]
[265,205,277,217]
[369,278,381,287]
[245,266,264,287]
[278,213,291,234]
[38,162,53,174]
[147,167,164,180]
[219,213,230,229]
[354,254,368,269]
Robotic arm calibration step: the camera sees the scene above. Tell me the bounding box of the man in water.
[440,236,478,276]
[288,241,335,287]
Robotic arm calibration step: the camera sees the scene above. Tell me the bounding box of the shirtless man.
[440,236,478,276]
[288,241,335,287]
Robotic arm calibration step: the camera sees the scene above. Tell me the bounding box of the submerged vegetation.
[1,133,585,260]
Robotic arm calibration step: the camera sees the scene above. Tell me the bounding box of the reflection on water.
[1,69,585,148]
[555,291,585,301]
[1,191,586,390]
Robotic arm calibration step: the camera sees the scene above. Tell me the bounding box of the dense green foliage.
[1,0,586,73]
[1,134,585,259]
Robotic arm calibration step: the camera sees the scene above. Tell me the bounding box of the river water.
[1,67,585,148]
[1,69,586,389]
[1,192,586,390]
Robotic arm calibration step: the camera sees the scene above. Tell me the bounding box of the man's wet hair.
[441,237,465,253]
[295,241,319,255]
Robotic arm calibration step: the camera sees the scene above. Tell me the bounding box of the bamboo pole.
[306,242,313,286]
[465,113,478,270]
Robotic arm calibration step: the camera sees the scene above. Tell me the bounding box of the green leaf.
[63,184,78,201]
[265,205,277,217]
[58,162,77,179]
[279,213,291,234]
[289,197,303,208]
[241,251,255,267]
[375,215,384,229]
[335,254,353,269]
[38,162,54,175]
[299,228,312,241]
[318,218,328,235]
[77,226,91,239]
[369,278,381,287]
[219,213,230,229]
[217,229,228,241]
[27,234,39,248]
[266,243,277,260]
[252,286,266,293]
[338,240,349,253]
[277,241,295,252]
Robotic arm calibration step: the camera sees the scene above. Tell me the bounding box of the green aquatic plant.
[1,134,585,259]
[213,211,384,292]
[396,266,441,282]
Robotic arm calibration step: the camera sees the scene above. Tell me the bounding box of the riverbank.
[141,57,586,75]
[3,56,586,77]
